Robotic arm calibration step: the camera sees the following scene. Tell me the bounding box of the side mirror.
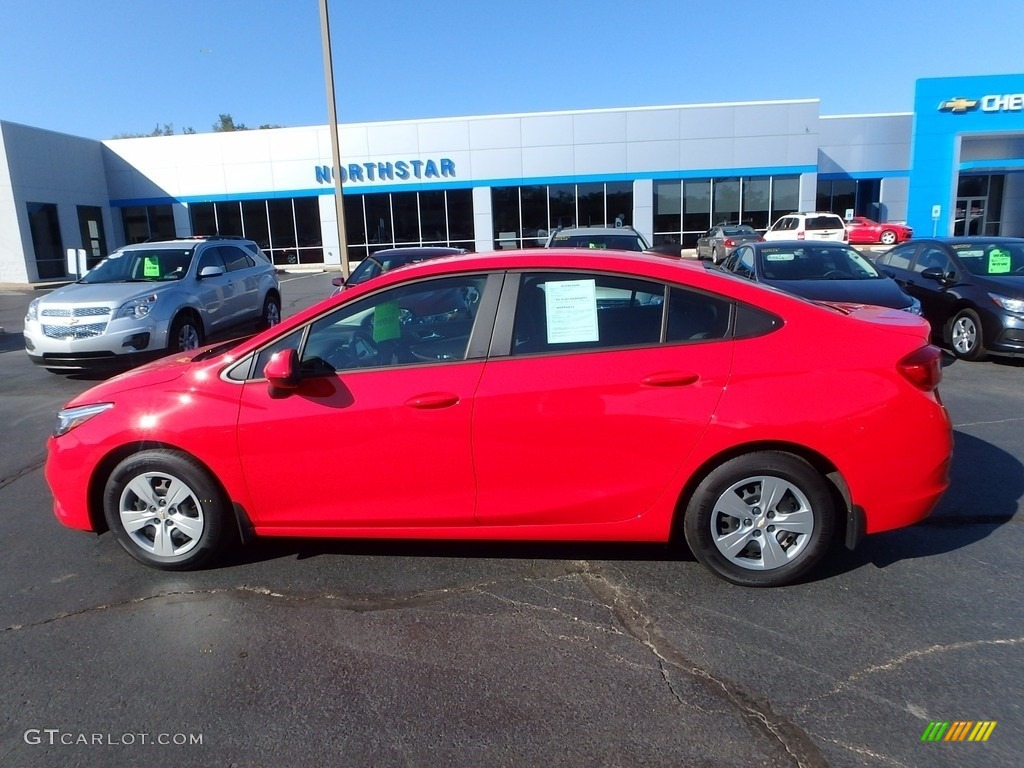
[920,267,951,283]
[263,348,300,396]
[198,265,225,279]
[331,276,346,288]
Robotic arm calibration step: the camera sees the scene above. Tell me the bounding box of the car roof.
[908,236,1024,245]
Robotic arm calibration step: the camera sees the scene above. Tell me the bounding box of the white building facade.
[2,73,1022,285]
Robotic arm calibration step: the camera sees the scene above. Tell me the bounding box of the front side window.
[877,245,915,270]
[300,275,487,374]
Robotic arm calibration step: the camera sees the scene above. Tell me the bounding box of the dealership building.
[1,72,1023,285]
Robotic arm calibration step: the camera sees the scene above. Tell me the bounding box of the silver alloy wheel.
[708,474,815,571]
[118,471,205,558]
[952,315,978,355]
[264,300,281,326]
[880,230,898,245]
[177,322,200,350]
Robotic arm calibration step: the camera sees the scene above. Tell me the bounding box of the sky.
[2,0,1024,141]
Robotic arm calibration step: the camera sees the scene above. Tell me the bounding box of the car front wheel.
[683,452,836,587]
[169,314,203,352]
[103,450,232,570]
[880,230,898,245]
[950,308,985,360]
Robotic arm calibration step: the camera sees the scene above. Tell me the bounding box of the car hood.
[765,277,913,310]
[42,281,170,307]
[63,347,208,406]
[970,274,1024,295]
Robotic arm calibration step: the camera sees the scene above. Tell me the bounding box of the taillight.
[797,231,805,240]
[724,238,735,247]
[843,229,849,242]
[898,345,943,391]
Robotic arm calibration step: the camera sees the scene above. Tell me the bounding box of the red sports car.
[46,249,951,587]
[845,216,913,246]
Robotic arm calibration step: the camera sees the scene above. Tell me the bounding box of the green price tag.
[143,256,160,277]
[372,301,401,342]
[988,249,1011,274]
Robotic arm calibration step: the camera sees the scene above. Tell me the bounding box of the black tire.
[683,452,836,587]
[949,308,985,361]
[168,313,203,353]
[103,449,232,570]
[260,293,281,329]
[711,246,721,265]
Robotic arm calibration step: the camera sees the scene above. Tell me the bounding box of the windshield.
[759,245,881,280]
[81,249,193,284]
[952,242,1024,277]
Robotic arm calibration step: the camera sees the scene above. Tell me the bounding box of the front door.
[76,206,108,269]
[954,197,987,236]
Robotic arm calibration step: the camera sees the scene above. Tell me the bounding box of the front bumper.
[24,317,170,371]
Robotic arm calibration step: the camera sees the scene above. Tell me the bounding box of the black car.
[873,237,1024,360]
[718,241,921,314]
[331,247,468,295]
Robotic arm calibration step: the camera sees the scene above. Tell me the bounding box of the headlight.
[53,403,113,437]
[904,296,922,315]
[989,293,1024,315]
[116,294,158,320]
[26,298,40,322]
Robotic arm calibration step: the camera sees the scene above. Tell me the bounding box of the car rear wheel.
[711,246,721,265]
[683,452,836,587]
[103,450,231,570]
[950,308,985,360]
[879,230,898,245]
[169,314,203,352]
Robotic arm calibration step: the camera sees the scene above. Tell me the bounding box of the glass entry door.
[954,197,986,236]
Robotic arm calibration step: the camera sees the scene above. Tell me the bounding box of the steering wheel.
[347,330,382,367]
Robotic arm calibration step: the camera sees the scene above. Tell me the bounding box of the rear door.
[471,271,734,529]
[217,245,261,323]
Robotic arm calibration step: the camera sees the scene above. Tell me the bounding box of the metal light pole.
[319,0,350,278]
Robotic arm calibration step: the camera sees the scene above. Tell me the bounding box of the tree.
[212,113,247,132]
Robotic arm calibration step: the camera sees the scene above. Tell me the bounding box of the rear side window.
[218,245,256,272]
[877,245,915,270]
[513,273,664,354]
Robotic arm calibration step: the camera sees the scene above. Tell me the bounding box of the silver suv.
[25,236,281,373]
[545,225,651,251]
[763,212,848,243]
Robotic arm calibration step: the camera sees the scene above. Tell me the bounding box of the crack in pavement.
[5,559,827,765]
[0,452,45,492]
[794,636,1024,716]
[577,562,828,768]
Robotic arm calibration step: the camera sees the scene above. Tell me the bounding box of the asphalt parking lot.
[1,270,1022,767]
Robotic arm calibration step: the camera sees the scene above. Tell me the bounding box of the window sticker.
[143,256,160,277]
[764,252,796,261]
[372,300,402,342]
[988,249,1012,275]
[545,279,599,344]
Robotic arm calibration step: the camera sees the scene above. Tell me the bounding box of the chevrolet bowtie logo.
[938,97,979,114]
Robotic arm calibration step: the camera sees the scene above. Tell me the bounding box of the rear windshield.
[804,216,845,230]
[722,226,756,235]
[551,234,647,251]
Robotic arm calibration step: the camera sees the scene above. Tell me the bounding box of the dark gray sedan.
[718,241,921,314]
[695,224,763,264]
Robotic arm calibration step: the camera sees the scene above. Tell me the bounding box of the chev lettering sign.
[315,158,455,184]
[939,94,1024,114]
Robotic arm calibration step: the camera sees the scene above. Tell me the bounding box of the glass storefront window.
[520,186,547,248]
[215,201,243,237]
[189,203,216,237]
[654,181,681,237]
[771,176,799,221]
[294,198,323,264]
[683,179,711,244]
[27,202,65,279]
[606,182,633,228]
[447,189,474,244]
[241,200,270,249]
[363,194,393,247]
[712,178,740,225]
[742,178,770,230]
[577,182,604,227]
[419,190,447,243]
[549,184,576,230]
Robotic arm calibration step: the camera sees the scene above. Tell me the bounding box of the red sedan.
[846,216,913,246]
[46,250,951,587]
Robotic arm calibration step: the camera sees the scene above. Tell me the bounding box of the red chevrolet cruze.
[46,250,952,587]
